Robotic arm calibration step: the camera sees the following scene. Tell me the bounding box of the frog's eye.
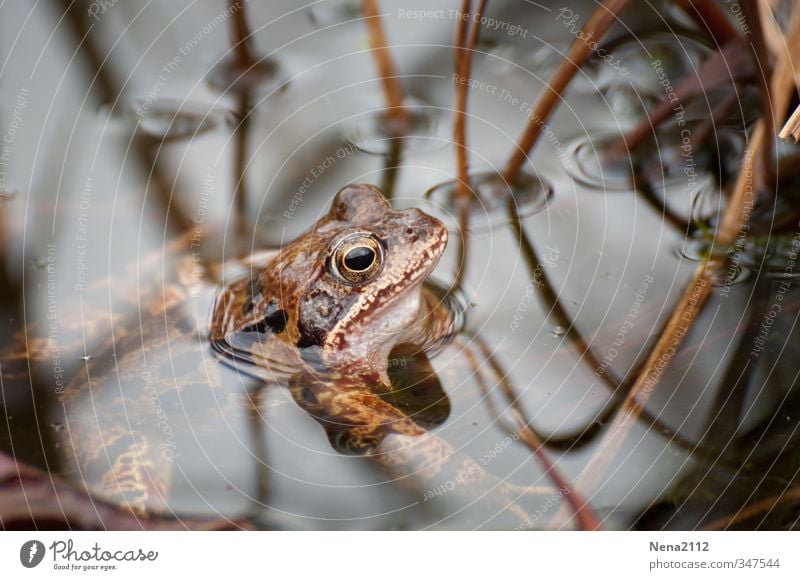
[329,234,383,285]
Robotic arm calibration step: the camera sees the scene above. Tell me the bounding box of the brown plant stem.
[780,104,800,141]
[570,16,800,496]
[451,0,489,292]
[671,0,742,46]
[570,124,763,517]
[449,0,488,293]
[771,6,800,140]
[454,0,487,200]
[233,91,252,243]
[761,0,790,58]
[247,385,270,511]
[703,487,800,530]
[230,0,255,65]
[611,41,751,157]
[503,0,631,185]
[362,0,409,127]
[741,0,775,187]
[228,0,256,245]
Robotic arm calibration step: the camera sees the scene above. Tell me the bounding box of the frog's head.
[212,184,448,371]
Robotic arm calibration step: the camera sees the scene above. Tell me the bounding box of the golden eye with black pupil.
[329,234,383,285]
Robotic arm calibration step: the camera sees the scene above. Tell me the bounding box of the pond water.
[1,0,799,530]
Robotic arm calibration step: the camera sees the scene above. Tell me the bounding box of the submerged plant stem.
[505,197,700,454]
[463,335,602,530]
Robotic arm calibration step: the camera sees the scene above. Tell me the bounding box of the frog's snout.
[404,208,448,254]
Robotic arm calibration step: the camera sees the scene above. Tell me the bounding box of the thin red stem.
[503,0,631,184]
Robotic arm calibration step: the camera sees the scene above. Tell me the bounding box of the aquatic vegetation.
[1,0,800,531]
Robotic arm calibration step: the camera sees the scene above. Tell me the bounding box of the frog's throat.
[322,283,458,380]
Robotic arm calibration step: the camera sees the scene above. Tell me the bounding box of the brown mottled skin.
[213,185,537,522]
[4,184,541,523]
[212,184,450,375]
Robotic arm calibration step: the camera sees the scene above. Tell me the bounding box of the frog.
[211,183,456,449]
[5,184,547,526]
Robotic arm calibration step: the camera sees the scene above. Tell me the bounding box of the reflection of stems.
[247,384,270,511]
[462,334,601,530]
[611,42,751,157]
[503,0,631,185]
[58,0,192,233]
[506,195,700,454]
[362,0,408,127]
[636,178,694,234]
[451,0,488,292]
[672,272,772,516]
[780,105,800,141]
[766,7,800,147]
[228,0,256,243]
[234,91,252,241]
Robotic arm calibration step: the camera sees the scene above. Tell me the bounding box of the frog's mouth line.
[396,225,449,287]
[365,226,449,316]
[325,225,448,339]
